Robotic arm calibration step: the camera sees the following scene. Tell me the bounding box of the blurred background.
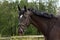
[0,0,60,37]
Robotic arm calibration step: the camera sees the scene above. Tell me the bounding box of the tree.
[20,0,28,8]
[46,0,58,14]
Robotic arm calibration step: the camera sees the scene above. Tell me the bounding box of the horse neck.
[30,14,51,35]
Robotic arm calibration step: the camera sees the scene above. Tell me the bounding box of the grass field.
[0,35,44,40]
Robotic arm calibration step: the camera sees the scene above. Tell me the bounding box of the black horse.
[18,5,60,40]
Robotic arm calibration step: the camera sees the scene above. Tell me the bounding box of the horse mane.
[28,8,55,19]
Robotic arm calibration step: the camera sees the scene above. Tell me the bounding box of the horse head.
[18,5,32,35]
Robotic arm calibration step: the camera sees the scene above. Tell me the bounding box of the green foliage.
[46,0,57,15]
[0,1,18,36]
[39,2,46,11]
[24,24,38,35]
[20,0,28,8]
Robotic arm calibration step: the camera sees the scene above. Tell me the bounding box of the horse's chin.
[18,30,24,36]
[18,23,30,35]
[18,27,24,35]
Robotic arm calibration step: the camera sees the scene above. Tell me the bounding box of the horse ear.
[18,5,21,11]
[24,6,27,11]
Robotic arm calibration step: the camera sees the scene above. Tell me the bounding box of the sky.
[59,0,60,7]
